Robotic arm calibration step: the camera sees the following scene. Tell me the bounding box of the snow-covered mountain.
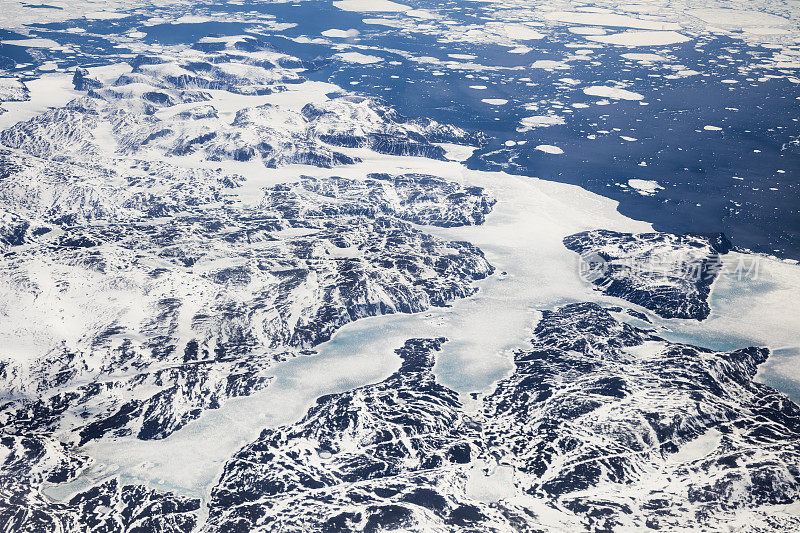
[1,50,482,170]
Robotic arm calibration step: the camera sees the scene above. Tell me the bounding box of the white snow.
[28,141,800,508]
[6,16,800,514]
[63,147,658,499]
[0,77,27,100]
[465,460,516,503]
[668,429,722,463]
[481,98,508,105]
[0,73,77,130]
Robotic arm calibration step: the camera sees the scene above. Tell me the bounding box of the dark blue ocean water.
[3,0,798,259]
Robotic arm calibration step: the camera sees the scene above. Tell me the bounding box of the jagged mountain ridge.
[0,42,493,530]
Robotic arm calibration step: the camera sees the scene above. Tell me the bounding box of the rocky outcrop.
[563,229,733,320]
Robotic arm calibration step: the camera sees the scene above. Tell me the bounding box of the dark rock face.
[72,68,102,91]
[205,338,504,531]
[201,303,800,531]
[563,229,732,320]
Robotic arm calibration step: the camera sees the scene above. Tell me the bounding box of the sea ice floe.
[535,144,564,154]
[569,26,607,35]
[543,11,681,31]
[531,60,570,69]
[333,0,410,12]
[322,29,360,38]
[493,23,545,41]
[583,85,643,100]
[627,179,663,195]
[174,15,213,24]
[0,38,62,48]
[689,8,790,29]
[406,9,439,19]
[518,115,566,131]
[586,30,692,47]
[622,53,668,62]
[336,52,383,64]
